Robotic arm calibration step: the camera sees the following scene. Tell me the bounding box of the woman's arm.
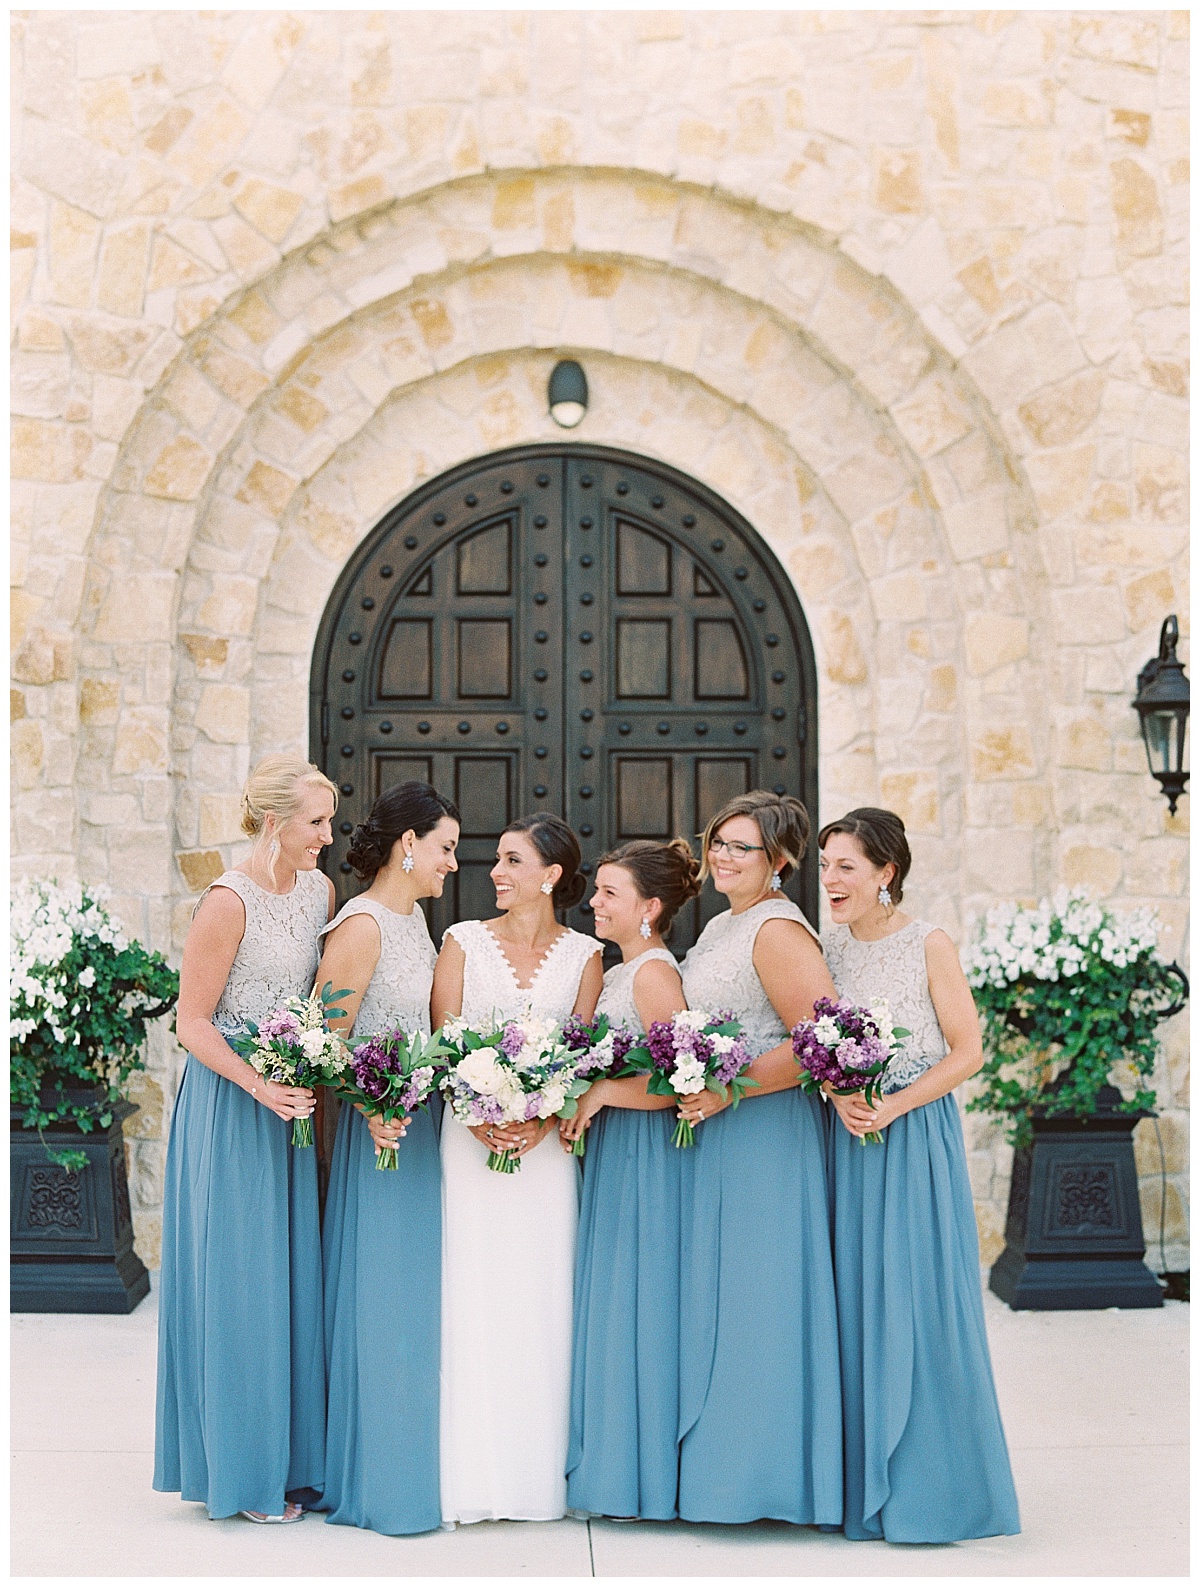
[570,952,604,1020]
[839,930,984,1138]
[431,934,466,1027]
[174,886,314,1122]
[313,913,379,1039]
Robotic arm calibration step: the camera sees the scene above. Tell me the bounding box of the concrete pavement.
[10,1278,1188,1577]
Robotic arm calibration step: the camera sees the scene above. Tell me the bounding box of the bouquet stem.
[570,1135,587,1158]
[861,1130,883,1146]
[487,1148,520,1173]
[292,1116,314,1149]
[672,1115,696,1149]
[375,1145,399,1171]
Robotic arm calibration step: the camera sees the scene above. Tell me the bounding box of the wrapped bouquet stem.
[228,982,353,1147]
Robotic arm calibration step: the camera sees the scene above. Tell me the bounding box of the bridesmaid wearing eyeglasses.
[673,790,843,1528]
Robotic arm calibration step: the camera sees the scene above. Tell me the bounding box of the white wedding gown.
[439,920,602,1524]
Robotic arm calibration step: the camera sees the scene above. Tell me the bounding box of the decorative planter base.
[10,1100,149,1314]
[990,1100,1163,1311]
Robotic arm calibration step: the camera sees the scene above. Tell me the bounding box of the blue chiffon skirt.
[319,1100,442,1535]
[567,1107,681,1519]
[153,1056,324,1518]
[829,1092,1021,1542]
[678,1088,843,1525]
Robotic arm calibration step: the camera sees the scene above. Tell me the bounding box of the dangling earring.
[769,871,782,891]
[640,917,652,940]
[401,852,415,874]
[540,880,555,895]
[878,884,892,908]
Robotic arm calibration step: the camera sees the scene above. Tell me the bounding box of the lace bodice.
[821,919,948,1093]
[446,920,602,1027]
[320,896,437,1040]
[680,897,819,1058]
[596,947,680,1036]
[207,869,330,1036]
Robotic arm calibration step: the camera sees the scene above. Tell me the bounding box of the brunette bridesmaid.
[563,839,700,1520]
[317,781,460,1536]
[155,756,337,1523]
[819,808,1020,1543]
[674,790,843,1527]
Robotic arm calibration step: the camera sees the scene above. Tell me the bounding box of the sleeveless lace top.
[446,919,601,1027]
[596,947,680,1036]
[821,919,948,1093]
[320,896,437,1040]
[206,868,329,1037]
[680,896,820,1058]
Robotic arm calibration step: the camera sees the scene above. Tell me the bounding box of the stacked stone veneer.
[11,11,1188,1269]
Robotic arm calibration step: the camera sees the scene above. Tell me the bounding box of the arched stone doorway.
[310,444,818,952]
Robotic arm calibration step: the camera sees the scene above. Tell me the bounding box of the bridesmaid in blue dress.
[316,781,460,1536]
[155,756,337,1523]
[562,839,700,1520]
[674,790,843,1526]
[819,807,1020,1543]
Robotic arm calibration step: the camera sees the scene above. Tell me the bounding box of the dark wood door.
[310,445,818,953]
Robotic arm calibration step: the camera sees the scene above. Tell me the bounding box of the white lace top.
[821,919,948,1094]
[596,947,680,1035]
[445,919,602,1026]
[680,896,820,1058]
[207,868,330,1037]
[320,896,437,1040]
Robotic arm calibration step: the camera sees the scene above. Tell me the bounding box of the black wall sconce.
[548,359,588,428]
[1132,615,1189,814]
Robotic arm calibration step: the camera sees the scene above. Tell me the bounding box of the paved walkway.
[11,1278,1187,1578]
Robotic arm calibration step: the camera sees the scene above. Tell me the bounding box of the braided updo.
[347,781,460,882]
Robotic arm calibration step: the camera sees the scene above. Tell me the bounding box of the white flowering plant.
[963,887,1186,1147]
[11,878,179,1169]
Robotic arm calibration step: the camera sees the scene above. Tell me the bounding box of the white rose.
[456,1050,506,1095]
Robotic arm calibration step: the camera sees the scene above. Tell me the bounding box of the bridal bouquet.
[338,1027,449,1170]
[618,1009,755,1148]
[790,997,909,1144]
[439,1014,579,1173]
[228,982,352,1147]
[558,1012,640,1157]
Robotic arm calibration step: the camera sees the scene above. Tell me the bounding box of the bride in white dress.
[432,814,603,1525]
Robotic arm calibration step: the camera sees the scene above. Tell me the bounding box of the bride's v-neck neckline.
[481,922,571,994]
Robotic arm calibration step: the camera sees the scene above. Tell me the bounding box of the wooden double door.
[311,445,818,955]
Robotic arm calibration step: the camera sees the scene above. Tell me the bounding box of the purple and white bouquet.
[228,982,352,1147]
[337,1027,449,1170]
[557,1012,640,1157]
[619,1009,755,1148]
[439,1013,578,1173]
[790,996,909,1144]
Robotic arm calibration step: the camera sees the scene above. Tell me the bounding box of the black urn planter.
[989,1086,1163,1311]
[10,1091,150,1314]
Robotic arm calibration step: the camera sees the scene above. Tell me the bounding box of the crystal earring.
[268,837,281,863]
[769,871,782,891]
[878,884,892,907]
[540,880,555,895]
[402,852,415,873]
[640,917,652,940]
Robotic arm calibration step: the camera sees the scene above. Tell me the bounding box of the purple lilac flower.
[501,1024,525,1059]
[258,1009,302,1039]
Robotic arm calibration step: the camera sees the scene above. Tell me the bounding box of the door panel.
[312,445,817,955]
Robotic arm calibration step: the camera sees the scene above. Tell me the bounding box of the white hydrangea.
[964,887,1160,989]
[10,878,129,1047]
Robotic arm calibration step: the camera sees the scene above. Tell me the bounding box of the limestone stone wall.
[11,10,1188,1270]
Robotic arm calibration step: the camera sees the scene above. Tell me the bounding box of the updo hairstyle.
[818,806,911,904]
[347,781,461,882]
[240,756,339,840]
[595,838,702,941]
[504,813,588,910]
[699,788,810,882]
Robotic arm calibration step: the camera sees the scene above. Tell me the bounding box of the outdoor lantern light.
[1133,614,1189,815]
[548,359,588,428]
